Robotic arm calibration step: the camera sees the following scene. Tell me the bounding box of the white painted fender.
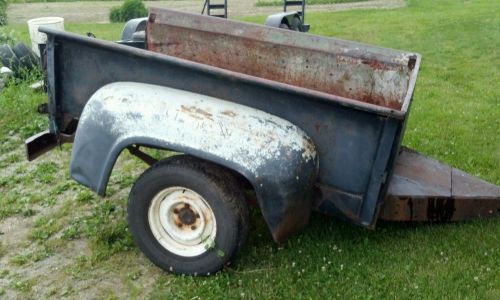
[70,82,318,241]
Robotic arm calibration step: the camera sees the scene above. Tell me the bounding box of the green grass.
[1,22,125,44]
[9,245,54,265]
[9,0,172,3]
[256,0,368,7]
[0,0,499,298]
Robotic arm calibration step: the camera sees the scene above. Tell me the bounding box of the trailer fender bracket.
[265,12,308,32]
[70,82,318,242]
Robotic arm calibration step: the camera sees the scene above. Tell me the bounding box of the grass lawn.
[255,0,368,7]
[0,0,499,298]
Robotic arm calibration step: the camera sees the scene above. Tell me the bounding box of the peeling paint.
[80,82,317,175]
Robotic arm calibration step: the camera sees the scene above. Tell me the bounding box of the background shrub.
[109,6,122,23]
[109,0,147,23]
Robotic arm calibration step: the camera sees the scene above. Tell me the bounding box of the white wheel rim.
[148,187,217,257]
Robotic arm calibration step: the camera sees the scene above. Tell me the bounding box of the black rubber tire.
[290,16,302,31]
[0,44,20,74]
[12,43,39,71]
[128,155,249,275]
[279,22,290,29]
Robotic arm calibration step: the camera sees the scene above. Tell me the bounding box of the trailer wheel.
[128,155,249,275]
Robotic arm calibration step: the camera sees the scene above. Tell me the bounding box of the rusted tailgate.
[146,8,418,112]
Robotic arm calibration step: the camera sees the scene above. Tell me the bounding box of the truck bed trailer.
[26,8,499,275]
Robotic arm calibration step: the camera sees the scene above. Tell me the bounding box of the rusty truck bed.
[34,9,498,236]
[147,8,418,112]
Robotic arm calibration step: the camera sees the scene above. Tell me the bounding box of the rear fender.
[265,12,301,29]
[70,82,318,242]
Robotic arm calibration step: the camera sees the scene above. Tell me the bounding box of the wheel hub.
[148,187,217,257]
[176,204,198,226]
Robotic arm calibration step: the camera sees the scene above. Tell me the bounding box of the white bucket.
[27,17,65,57]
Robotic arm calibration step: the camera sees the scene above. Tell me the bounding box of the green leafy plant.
[0,0,7,26]
[0,28,16,45]
[109,0,148,23]
[109,6,122,23]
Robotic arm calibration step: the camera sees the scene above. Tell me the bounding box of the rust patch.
[379,196,500,222]
[272,201,311,243]
[361,59,390,71]
[380,148,500,222]
[426,198,455,221]
[148,13,156,23]
[221,110,237,117]
[147,20,410,111]
[180,105,213,120]
[407,55,417,70]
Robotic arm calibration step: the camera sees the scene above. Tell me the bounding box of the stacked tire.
[0,42,39,78]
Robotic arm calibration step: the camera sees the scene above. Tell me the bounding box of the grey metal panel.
[46,35,57,132]
[358,118,399,225]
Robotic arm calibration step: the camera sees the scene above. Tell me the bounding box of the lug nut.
[191,226,197,230]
